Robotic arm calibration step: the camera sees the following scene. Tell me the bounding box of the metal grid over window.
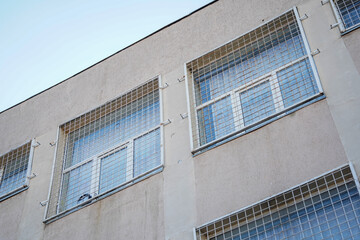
[185,8,322,153]
[0,141,32,201]
[195,164,360,240]
[332,0,360,31]
[45,78,162,221]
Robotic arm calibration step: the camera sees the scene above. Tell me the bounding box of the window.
[195,164,360,240]
[331,0,360,32]
[186,9,323,153]
[45,78,163,221]
[0,141,34,201]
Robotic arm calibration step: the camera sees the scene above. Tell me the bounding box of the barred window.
[331,0,360,32]
[45,78,163,221]
[186,9,322,153]
[195,164,360,240]
[0,141,33,201]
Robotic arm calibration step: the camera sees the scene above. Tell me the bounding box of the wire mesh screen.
[46,79,161,217]
[186,10,321,150]
[196,165,360,240]
[0,142,31,198]
[335,0,360,30]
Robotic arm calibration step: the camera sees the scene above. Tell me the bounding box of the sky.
[0,0,212,112]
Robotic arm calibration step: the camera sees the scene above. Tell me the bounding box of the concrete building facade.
[0,0,360,239]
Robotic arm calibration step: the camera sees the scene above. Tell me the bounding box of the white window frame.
[0,139,36,202]
[185,7,323,154]
[57,125,161,213]
[194,163,360,240]
[44,76,164,223]
[329,0,360,33]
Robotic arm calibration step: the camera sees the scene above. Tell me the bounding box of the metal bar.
[158,75,165,167]
[294,6,324,93]
[194,55,308,111]
[185,8,298,65]
[184,63,195,151]
[192,93,323,154]
[0,186,29,202]
[330,0,346,32]
[43,126,60,220]
[349,161,360,194]
[25,139,35,186]
[195,163,350,229]
[43,164,164,224]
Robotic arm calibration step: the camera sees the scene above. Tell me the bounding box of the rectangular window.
[331,0,360,32]
[186,9,323,153]
[195,164,360,240]
[45,78,163,221]
[0,141,33,201]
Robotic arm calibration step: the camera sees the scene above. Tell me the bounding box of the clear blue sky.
[0,0,212,112]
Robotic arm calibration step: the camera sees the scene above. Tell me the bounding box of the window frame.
[329,0,360,33]
[185,7,323,154]
[44,76,164,223]
[0,139,36,202]
[194,163,360,240]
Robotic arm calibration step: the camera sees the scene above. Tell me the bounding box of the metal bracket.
[321,0,329,5]
[311,49,320,56]
[160,119,172,126]
[27,173,37,179]
[300,14,308,21]
[49,141,57,147]
[177,76,185,82]
[330,22,340,29]
[180,113,188,119]
[32,141,41,148]
[40,200,48,207]
[160,83,169,89]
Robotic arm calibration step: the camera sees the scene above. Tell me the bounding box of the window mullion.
[126,140,134,182]
[230,91,244,130]
[90,157,99,197]
[269,72,285,113]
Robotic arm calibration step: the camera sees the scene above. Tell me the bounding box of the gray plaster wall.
[0,0,359,239]
[194,100,347,225]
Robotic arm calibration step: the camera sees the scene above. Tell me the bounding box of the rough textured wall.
[0,0,359,239]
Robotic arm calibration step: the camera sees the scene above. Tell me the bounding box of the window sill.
[0,185,29,202]
[341,23,360,36]
[192,93,325,156]
[43,165,164,224]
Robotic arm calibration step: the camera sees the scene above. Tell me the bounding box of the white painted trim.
[192,92,323,153]
[294,6,324,94]
[158,75,165,167]
[44,163,164,224]
[194,56,307,112]
[349,161,360,194]
[184,63,195,151]
[195,163,351,229]
[25,139,36,186]
[329,0,346,32]
[44,127,60,220]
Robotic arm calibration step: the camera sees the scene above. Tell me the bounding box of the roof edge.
[1,0,218,114]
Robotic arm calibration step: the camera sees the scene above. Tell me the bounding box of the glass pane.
[133,128,161,177]
[336,0,360,29]
[240,81,276,126]
[0,153,28,196]
[277,59,318,108]
[197,96,235,145]
[213,181,360,240]
[194,19,306,106]
[99,148,127,194]
[60,161,92,211]
[65,90,160,168]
